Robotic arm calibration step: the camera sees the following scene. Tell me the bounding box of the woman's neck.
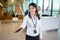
[31,13,36,19]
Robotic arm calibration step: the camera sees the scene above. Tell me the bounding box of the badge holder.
[34,29,37,34]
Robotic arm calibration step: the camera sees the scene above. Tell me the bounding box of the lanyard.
[31,18,37,28]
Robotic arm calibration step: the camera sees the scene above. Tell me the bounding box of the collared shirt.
[20,14,42,38]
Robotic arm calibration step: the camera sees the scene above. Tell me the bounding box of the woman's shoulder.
[24,14,29,19]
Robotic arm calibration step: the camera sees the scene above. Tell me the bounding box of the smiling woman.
[15,3,42,40]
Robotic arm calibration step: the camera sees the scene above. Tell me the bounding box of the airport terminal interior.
[0,0,60,40]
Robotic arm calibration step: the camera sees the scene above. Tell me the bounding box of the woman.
[37,6,42,17]
[15,3,42,40]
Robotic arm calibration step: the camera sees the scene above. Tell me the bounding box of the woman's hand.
[40,38,42,40]
[14,27,23,33]
[40,37,42,40]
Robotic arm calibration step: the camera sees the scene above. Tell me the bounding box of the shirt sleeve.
[39,20,43,39]
[20,16,27,29]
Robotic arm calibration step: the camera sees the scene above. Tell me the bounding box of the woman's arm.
[14,27,23,33]
[40,29,42,40]
[15,15,28,33]
[39,20,43,40]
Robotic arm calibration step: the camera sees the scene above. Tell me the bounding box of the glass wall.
[42,0,59,17]
[23,0,59,17]
[6,0,59,17]
[42,0,51,16]
[52,0,59,16]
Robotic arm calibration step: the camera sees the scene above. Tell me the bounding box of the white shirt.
[20,14,42,38]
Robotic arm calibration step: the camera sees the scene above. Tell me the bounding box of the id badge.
[34,30,37,34]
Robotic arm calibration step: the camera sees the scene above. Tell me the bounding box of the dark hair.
[29,3,40,20]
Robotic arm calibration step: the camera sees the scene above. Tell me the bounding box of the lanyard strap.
[31,18,37,28]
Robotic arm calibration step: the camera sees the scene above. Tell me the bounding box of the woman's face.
[29,5,36,14]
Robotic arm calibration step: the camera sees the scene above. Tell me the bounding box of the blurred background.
[0,0,60,40]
